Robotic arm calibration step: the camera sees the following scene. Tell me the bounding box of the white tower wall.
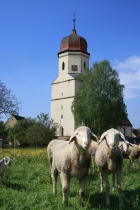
[50,36,90,136]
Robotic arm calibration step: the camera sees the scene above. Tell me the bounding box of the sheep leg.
[51,168,58,194]
[101,170,110,206]
[60,173,70,206]
[100,172,104,192]
[79,176,88,207]
[116,170,124,207]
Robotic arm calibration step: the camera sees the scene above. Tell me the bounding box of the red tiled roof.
[122,117,132,126]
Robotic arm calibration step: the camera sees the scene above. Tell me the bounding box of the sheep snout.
[109,143,116,150]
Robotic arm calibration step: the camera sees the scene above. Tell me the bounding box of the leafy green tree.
[7,118,35,145]
[0,80,20,118]
[0,120,8,137]
[71,60,127,136]
[7,113,58,147]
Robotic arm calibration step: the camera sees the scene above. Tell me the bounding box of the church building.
[50,19,133,138]
[50,19,90,136]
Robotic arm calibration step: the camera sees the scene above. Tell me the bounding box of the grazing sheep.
[95,128,127,207]
[88,141,98,171]
[47,126,97,206]
[111,141,133,192]
[0,157,12,181]
[121,143,140,164]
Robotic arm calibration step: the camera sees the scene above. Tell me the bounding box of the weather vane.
[72,11,76,30]
[72,11,75,19]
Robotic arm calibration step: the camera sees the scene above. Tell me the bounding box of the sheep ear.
[69,132,77,144]
[122,142,127,152]
[119,143,123,147]
[98,132,107,144]
[118,132,125,142]
[126,141,133,147]
[91,133,98,142]
[129,143,133,147]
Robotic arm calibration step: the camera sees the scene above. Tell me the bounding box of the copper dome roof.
[60,29,88,53]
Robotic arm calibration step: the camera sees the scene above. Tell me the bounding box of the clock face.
[71,65,78,71]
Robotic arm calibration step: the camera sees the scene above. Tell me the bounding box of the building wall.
[51,79,75,100]
[51,97,75,136]
[51,51,89,136]
[58,51,89,75]
[51,79,76,136]
[5,116,18,129]
[118,126,132,137]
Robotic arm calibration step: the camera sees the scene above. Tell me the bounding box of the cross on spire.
[72,12,76,30]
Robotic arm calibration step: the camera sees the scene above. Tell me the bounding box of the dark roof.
[122,117,132,127]
[59,29,88,54]
[12,114,25,121]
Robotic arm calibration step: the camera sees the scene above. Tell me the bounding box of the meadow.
[0,148,140,210]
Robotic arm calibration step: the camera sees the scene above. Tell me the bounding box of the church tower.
[50,19,90,136]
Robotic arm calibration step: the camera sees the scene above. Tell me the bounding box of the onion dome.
[59,19,89,54]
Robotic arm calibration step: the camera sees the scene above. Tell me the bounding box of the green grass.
[0,148,140,210]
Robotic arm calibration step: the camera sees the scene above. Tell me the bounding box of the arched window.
[62,62,65,70]
[84,62,86,68]
[60,126,64,136]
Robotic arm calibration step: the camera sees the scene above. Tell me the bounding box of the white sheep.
[95,128,127,208]
[88,141,98,171]
[111,141,133,192]
[47,126,97,206]
[0,157,12,181]
[120,143,140,164]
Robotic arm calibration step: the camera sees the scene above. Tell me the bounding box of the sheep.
[121,143,140,164]
[88,141,98,171]
[95,128,127,208]
[111,141,133,192]
[0,157,12,181]
[47,126,98,206]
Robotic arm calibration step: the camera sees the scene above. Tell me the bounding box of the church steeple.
[72,12,76,34]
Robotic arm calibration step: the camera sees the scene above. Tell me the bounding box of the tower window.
[84,62,86,68]
[61,105,63,109]
[62,62,65,70]
[61,115,63,119]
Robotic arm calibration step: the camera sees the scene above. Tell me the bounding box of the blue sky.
[0,0,140,129]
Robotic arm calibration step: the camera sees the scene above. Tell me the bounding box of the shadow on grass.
[85,186,140,210]
[2,181,27,191]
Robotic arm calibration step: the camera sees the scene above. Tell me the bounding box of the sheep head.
[98,128,126,151]
[3,157,12,166]
[119,141,133,153]
[69,126,97,150]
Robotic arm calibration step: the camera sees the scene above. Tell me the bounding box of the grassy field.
[0,148,140,210]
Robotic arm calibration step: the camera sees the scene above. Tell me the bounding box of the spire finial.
[72,12,76,34]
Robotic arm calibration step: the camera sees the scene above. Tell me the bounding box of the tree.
[0,80,20,118]
[0,120,8,137]
[7,118,35,146]
[7,113,58,147]
[71,60,127,136]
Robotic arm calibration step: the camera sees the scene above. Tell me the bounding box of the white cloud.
[113,56,140,99]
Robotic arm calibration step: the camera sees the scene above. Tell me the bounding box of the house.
[118,117,132,138]
[132,129,139,137]
[5,114,25,129]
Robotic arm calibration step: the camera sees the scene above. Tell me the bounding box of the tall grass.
[0,148,140,210]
